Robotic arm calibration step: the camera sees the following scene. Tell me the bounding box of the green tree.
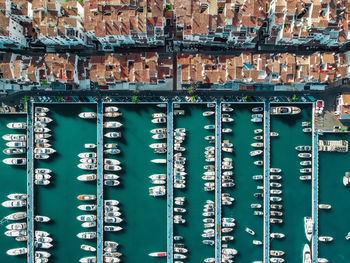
[23,96,28,102]
[187,82,199,95]
[243,96,247,102]
[292,94,298,102]
[132,96,139,104]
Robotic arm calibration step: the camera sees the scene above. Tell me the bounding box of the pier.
[312,104,319,263]
[263,101,270,263]
[27,101,34,263]
[96,100,104,263]
[167,101,174,263]
[215,100,222,263]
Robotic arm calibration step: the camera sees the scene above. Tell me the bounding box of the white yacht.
[6,223,26,230]
[151,159,166,164]
[104,122,123,128]
[152,133,167,140]
[204,125,215,130]
[104,226,122,232]
[6,247,27,256]
[300,168,312,173]
[104,149,120,155]
[35,168,51,174]
[35,107,49,113]
[104,132,121,138]
[104,174,119,180]
[150,128,167,134]
[79,112,96,119]
[250,150,263,156]
[7,193,27,200]
[270,168,281,173]
[271,106,301,115]
[104,165,121,171]
[104,159,121,165]
[34,133,51,139]
[35,174,51,180]
[77,174,96,181]
[149,186,166,196]
[104,143,118,149]
[3,147,26,155]
[152,113,167,118]
[7,122,27,129]
[35,231,50,237]
[252,107,263,113]
[78,152,97,158]
[152,118,167,124]
[105,106,119,112]
[203,111,215,117]
[3,158,26,165]
[104,180,120,186]
[81,244,96,252]
[5,212,27,220]
[2,134,26,141]
[35,251,51,258]
[318,236,333,242]
[245,227,255,235]
[84,144,96,149]
[222,117,234,123]
[77,232,97,240]
[34,216,51,223]
[298,153,312,159]
[35,180,50,185]
[270,233,285,239]
[34,127,51,133]
[34,148,56,154]
[34,117,53,123]
[77,195,96,201]
[251,142,263,148]
[78,205,97,211]
[304,217,313,242]
[303,243,312,263]
[5,230,26,237]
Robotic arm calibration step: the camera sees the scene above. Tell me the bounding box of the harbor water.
[221,104,264,262]
[34,104,97,262]
[270,104,312,262]
[103,104,167,263]
[173,104,215,263]
[0,114,27,263]
[319,133,350,263]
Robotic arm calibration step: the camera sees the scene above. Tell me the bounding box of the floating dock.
[215,101,222,263]
[97,100,104,263]
[27,101,34,263]
[167,101,174,263]
[263,101,270,263]
[312,106,319,263]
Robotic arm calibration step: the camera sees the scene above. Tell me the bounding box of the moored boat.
[271,106,301,115]
[79,112,96,119]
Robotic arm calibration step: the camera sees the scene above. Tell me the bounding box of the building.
[31,0,87,47]
[0,0,31,49]
[177,52,347,90]
[267,0,350,46]
[84,0,165,50]
[336,94,350,120]
[173,0,266,48]
[88,52,173,88]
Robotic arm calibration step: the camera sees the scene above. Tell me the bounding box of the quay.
[97,100,104,263]
[312,104,319,263]
[167,101,174,263]
[27,101,34,263]
[215,100,222,263]
[263,101,270,263]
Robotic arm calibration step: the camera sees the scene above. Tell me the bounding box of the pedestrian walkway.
[97,100,104,263]
[263,101,270,263]
[167,101,174,263]
[27,100,34,263]
[215,101,222,263]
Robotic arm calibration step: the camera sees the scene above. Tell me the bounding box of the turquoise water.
[0,114,27,263]
[221,104,264,262]
[319,133,350,263]
[270,104,312,261]
[34,104,98,262]
[173,104,215,262]
[104,104,167,263]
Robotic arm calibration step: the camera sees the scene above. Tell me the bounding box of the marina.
[0,99,349,263]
